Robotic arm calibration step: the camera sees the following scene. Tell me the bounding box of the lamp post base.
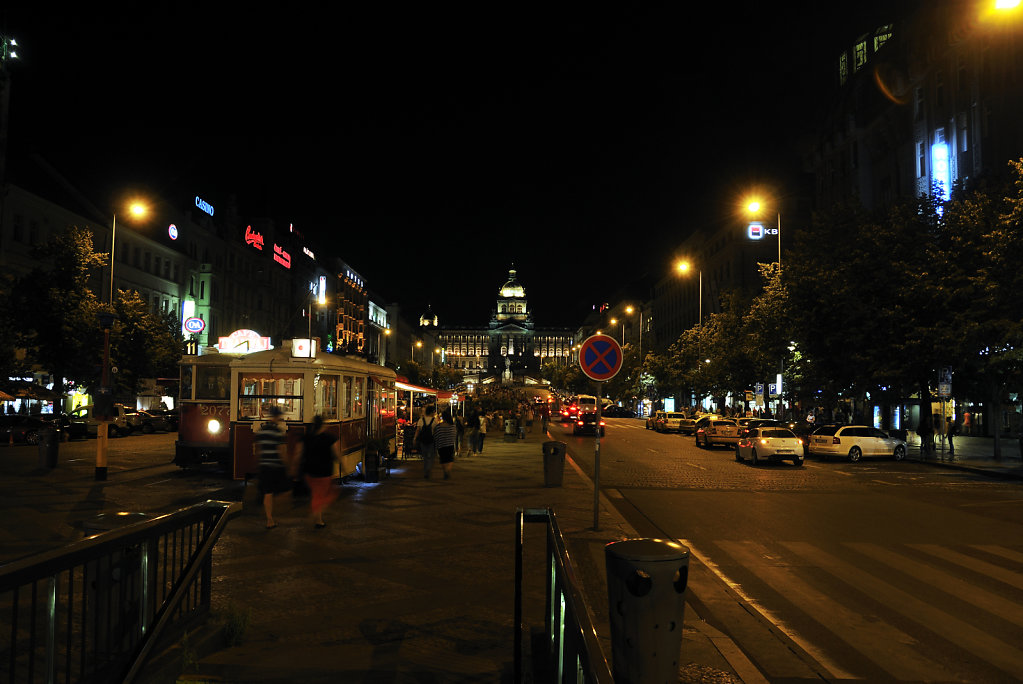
[94,466,107,481]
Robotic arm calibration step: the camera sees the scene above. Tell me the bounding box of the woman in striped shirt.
[434,409,458,480]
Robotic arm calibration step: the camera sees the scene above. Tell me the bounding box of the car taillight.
[832,436,841,444]
[599,421,605,426]
[798,439,803,445]
[577,420,584,426]
[760,438,768,445]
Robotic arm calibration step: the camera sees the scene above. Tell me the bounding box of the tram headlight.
[208,419,222,435]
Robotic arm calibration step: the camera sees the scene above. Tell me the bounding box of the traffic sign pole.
[579,335,623,531]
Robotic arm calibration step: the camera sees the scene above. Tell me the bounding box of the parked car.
[694,416,739,448]
[0,415,61,445]
[148,408,180,431]
[572,412,606,436]
[559,403,580,423]
[41,412,88,440]
[655,412,688,433]
[646,410,666,430]
[808,425,907,462]
[735,427,805,466]
[68,404,133,437]
[603,405,635,418]
[137,410,173,433]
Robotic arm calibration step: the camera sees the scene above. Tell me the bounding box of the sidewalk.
[161,428,745,683]
[0,430,745,683]
[906,433,1023,480]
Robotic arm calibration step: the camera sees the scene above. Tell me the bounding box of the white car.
[656,412,688,433]
[735,427,805,466]
[694,416,739,448]
[808,425,907,462]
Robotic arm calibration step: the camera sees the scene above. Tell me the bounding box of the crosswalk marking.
[782,541,1023,678]
[972,544,1023,564]
[848,542,1023,628]
[910,543,1023,591]
[717,541,937,681]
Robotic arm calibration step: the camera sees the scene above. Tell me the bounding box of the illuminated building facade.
[438,268,574,383]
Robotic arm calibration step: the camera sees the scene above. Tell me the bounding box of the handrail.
[515,507,613,684]
[0,500,240,684]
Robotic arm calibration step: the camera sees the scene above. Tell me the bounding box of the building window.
[919,142,927,178]
[853,38,868,72]
[873,25,892,52]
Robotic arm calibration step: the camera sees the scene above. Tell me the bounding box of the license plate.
[775,449,793,454]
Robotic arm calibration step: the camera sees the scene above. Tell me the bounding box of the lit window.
[854,39,868,72]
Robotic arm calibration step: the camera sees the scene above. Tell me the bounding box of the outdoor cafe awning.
[394,382,455,401]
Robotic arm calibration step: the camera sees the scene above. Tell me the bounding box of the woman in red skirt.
[300,415,342,528]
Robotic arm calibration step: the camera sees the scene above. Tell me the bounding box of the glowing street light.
[745,197,781,273]
[109,200,149,303]
[676,260,702,327]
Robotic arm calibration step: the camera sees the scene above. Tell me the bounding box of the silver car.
[809,425,907,462]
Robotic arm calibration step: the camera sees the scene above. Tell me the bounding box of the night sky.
[2,3,887,327]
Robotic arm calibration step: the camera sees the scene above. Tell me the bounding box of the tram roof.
[223,345,397,379]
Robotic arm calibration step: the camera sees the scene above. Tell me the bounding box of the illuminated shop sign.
[273,244,291,268]
[181,300,196,336]
[195,196,215,216]
[184,317,205,334]
[931,143,950,203]
[244,225,264,251]
[303,247,315,259]
[218,329,273,354]
[168,223,178,240]
[747,221,777,240]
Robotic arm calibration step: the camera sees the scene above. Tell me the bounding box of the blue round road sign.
[184,317,206,334]
[578,334,623,381]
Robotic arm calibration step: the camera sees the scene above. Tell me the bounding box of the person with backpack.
[414,404,438,478]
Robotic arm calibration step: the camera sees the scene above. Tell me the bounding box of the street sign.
[578,334,623,381]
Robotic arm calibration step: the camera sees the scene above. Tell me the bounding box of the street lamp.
[413,339,422,363]
[109,201,149,303]
[745,199,781,274]
[610,317,625,344]
[676,261,702,328]
[94,310,118,481]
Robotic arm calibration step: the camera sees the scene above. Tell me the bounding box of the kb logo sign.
[747,222,778,240]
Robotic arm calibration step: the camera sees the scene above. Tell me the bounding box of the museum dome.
[419,304,438,328]
[499,269,525,298]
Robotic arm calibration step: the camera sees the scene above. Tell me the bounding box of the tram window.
[196,366,229,399]
[180,365,193,400]
[353,376,365,418]
[315,374,339,419]
[342,375,353,419]
[238,373,304,421]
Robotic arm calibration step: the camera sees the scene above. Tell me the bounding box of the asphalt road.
[551,416,1023,682]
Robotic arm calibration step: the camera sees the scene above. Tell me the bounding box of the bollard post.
[541,441,566,487]
[605,538,689,684]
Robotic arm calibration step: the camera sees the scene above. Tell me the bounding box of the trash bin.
[38,428,59,468]
[542,440,566,487]
[504,418,518,441]
[605,538,689,684]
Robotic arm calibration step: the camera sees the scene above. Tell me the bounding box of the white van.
[68,404,136,437]
[576,395,598,414]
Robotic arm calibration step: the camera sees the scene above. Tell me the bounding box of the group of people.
[253,406,343,530]
[412,405,495,479]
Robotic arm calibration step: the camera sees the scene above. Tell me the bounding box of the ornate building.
[437,268,574,383]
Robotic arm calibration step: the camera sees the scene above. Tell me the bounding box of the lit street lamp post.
[746,199,781,274]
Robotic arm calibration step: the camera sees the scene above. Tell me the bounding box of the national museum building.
[434,269,575,383]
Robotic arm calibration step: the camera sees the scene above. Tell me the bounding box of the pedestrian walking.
[455,411,466,455]
[415,404,438,478]
[467,409,481,455]
[524,406,534,433]
[435,409,457,479]
[477,411,488,453]
[298,415,342,528]
[946,415,957,458]
[255,406,291,529]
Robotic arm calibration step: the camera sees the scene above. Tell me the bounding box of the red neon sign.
[244,225,264,251]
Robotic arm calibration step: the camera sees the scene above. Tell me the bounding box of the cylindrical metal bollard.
[542,440,566,487]
[605,538,689,684]
[38,428,59,468]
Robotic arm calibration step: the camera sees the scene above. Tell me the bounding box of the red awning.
[395,381,436,396]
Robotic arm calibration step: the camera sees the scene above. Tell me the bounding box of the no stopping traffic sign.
[578,334,623,381]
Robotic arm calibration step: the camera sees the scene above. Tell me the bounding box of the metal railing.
[0,500,240,684]
[515,507,613,684]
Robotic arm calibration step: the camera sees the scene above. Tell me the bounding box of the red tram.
[174,340,396,479]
